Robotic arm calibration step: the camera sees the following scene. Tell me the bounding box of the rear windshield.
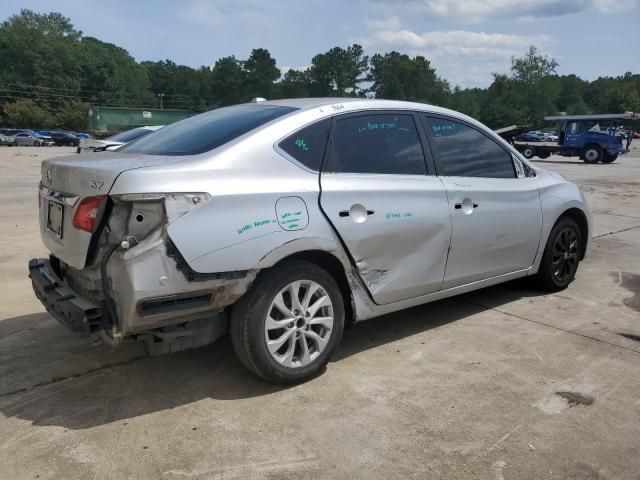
[120,104,297,156]
[108,127,157,143]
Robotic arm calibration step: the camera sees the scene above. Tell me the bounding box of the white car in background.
[77,125,163,153]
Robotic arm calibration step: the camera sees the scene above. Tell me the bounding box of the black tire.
[533,217,582,292]
[230,260,345,384]
[521,146,535,159]
[537,151,550,159]
[601,152,618,163]
[582,144,603,164]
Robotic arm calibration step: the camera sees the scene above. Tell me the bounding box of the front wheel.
[582,144,602,163]
[533,217,582,292]
[230,260,345,384]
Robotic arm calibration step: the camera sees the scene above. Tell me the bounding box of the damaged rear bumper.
[29,231,259,339]
[29,258,102,336]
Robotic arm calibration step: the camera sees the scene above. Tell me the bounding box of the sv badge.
[90,180,104,189]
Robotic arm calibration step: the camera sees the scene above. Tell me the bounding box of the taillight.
[72,195,106,233]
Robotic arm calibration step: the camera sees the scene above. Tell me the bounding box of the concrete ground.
[0,145,638,480]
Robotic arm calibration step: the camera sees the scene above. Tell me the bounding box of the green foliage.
[3,99,53,128]
[368,51,450,104]
[308,44,369,96]
[55,100,89,130]
[0,9,638,130]
[210,56,247,107]
[243,48,280,99]
[277,69,313,98]
[585,73,640,113]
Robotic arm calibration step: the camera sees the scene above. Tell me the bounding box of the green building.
[88,106,190,133]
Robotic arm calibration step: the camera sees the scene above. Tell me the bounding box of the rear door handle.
[339,209,375,217]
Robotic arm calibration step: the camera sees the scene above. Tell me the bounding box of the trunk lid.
[39,152,189,269]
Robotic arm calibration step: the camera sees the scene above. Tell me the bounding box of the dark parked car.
[38,130,79,146]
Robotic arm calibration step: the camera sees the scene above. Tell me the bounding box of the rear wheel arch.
[555,208,589,260]
[268,250,355,324]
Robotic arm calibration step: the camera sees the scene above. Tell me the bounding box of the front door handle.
[454,203,479,209]
[454,197,479,214]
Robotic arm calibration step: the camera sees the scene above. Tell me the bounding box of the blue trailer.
[510,113,638,163]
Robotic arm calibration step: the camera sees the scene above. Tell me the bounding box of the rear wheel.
[601,152,618,163]
[537,151,550,159]
[230,260,345,384]
[533,217,582,292]
[582,144,603,163]
[521,146,535,159]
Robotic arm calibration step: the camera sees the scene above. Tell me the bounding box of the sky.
[2,0,640,88]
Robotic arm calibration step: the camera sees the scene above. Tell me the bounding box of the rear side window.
[121,104,296,156]
[326,114,427,175]
[425,116,515,178]
[279,119,330,170]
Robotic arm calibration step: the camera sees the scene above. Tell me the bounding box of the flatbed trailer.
[496,113,638,163]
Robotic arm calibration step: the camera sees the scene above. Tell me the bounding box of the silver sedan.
[14,132,44,146]
[30,98,591,383]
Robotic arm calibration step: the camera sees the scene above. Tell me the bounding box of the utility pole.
[157,93,165,110]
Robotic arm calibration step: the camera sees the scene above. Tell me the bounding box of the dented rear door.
[319,111,451,305]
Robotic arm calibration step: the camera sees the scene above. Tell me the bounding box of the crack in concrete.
[0,354,147,398]
[593,225,640,239]
[471,301,640,356]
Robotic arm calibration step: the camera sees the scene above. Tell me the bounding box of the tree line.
[1,9,639,131]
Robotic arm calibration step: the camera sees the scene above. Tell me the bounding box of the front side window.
[121,104,296,156]
[425,116,515,178]
[326,114,427,175]
[279,119,330,171]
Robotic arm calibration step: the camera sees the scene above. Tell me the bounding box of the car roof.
[257,97,449,112]
[248,98,499,140]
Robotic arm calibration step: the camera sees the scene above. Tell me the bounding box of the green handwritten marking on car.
[294,139,309,152]
[287,224,299,229]
[238,218,278,234]
[293,211,302,215]
[386,212,413,220]
[281,218,300,224]
[453,182,473,188]
[358,117,405,134]
[281,212,292,219]
[237,224,252,234]
[432,123,456,137]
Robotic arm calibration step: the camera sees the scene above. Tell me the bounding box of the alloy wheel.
[264,280,334,368]
[551,227,579,283]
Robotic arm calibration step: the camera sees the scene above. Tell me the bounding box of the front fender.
[530,171,592,274]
